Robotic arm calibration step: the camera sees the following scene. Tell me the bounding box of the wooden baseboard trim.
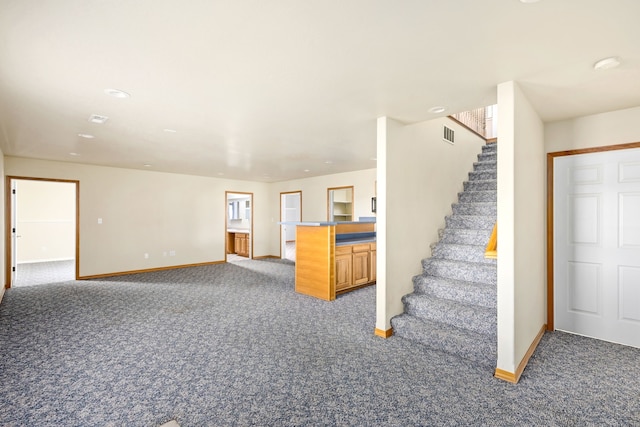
[78,260,226,280]
[374,327,393,338]
[494,324,546,384]
[253,255,280,260]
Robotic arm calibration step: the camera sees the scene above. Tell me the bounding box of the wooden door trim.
[5,176,80,288]
[547,141,640,330]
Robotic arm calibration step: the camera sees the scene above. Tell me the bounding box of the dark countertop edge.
[336,238,377,246]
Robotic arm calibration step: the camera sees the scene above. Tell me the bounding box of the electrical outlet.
[169,250,176,256]
[144,253,149,259]
[98,218,102,224]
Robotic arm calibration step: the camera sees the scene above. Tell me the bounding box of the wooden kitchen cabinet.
[370,242,376,283]
[352,244,370,286]
[335,246,353,291]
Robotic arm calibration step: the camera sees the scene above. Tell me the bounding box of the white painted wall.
[16,180,76,263]
[496,81,546,375]
[545,106,640,153]
[4,157,271,277]
[377,116,486,331]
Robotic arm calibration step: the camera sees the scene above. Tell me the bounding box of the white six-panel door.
[554,148,640,348]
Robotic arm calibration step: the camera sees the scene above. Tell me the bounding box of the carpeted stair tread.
[469,170,497,181]
[451,202,497,216]
[463,180,497,191]
[439,228,493,245]
[401,293,496,336]
[457,190,496,203]
[422,258,497,285]
[430,242,497,264]
[390,314,496,366]
[473,161,497,171]
[445,214,495,230]
[413,275,496,308]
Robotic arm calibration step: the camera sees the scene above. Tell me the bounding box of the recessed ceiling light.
[88,114,109,124]
[324,160,333,164]
[78,133,95,139]
[520,0,541,3]
[163,128,177,133]
[428,106,447,114]
[69,152,80,156]
[104,88,130,98]
[143,164,152,167]
[593,56,621,71]
[304,169,310,172]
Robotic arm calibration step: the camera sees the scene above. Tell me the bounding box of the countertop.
[227,228,250,233]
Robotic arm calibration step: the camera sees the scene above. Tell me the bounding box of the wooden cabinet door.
[353,250,369,286]
[335,253,352,291]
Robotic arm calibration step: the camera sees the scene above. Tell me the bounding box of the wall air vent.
[443,125,454,144]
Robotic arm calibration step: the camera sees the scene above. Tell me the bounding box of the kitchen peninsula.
[285,220,376,301]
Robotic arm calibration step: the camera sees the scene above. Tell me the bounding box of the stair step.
[473,161,496,172]
[391,314,496,367]
[481,143,497,153]
[413,275,496,308]
[468,170,497,181]
[463,179,496,191]
[430,242,497,264]
[422,258,497,285]
[400,293,497,336]
[477,152,497,163]
[445,214,495,230]
[451,202,497,216]
[457,190,496,203]
[439,228,493,245]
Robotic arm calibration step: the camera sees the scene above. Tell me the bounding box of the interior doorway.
[5,177,79,288]
[225,192,253,262]
[280,191,301,261]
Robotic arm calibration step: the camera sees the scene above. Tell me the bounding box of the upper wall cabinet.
[328,186,353,222]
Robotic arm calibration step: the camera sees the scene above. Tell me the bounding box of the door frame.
[546,141,640,330]
[5,176,80,288]
[225,191,253,261]
[280,191,302,259]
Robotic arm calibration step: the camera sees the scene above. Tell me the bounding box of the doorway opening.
[225,191,253,262]
[280,191,301,262]
[5,177,79,288]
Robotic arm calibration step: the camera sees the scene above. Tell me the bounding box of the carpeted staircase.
[391,141,497,367]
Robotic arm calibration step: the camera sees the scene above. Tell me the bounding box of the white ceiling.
[0,0,638,182]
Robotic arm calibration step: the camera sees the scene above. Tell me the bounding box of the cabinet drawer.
[335,245,353,255]
[352,244,370,253]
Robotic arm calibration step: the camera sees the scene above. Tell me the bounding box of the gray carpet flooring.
[0,259,638,426]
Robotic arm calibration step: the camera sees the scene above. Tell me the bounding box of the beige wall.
[377,116,486,330]
[545,106,640,153]
[496,81,546,375]
[15,180,76,263]
[4,157,272,277]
